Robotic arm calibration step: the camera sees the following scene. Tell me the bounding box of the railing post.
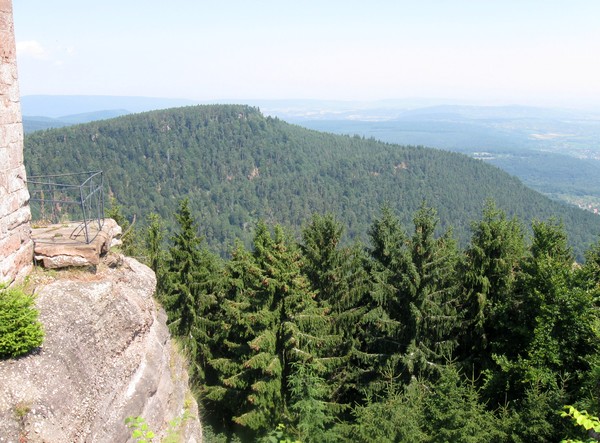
[79,180,90,244]
[27,171,104,245]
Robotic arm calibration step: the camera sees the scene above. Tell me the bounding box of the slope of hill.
[295,106,600,211]
[23,105,600,258]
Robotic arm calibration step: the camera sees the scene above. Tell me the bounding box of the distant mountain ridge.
[23,110,131,133]
[21,95,202,133]
[21,95,199,118]
[23,104,600,259]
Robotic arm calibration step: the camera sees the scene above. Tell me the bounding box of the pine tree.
[105,195,140,257]
[206,223,334,440]
[459,200,525,373]
[144,212,165,276]
[423,364,506,443]
[366,206,414,392]
[402,203,460,380]
[483,220,599,441]
[162,199,222,383]
[300,213,371,416]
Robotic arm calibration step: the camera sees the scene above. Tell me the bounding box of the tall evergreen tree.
[366,206,414,392]
[459,200,525,373]
[206,223,334,440]
[300,213,371,415]
[402,203,460,379]
[483,220,599,441]
[162,199,222,383]
[144,212,166,284]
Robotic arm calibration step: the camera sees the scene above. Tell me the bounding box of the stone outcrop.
[32,218,122,269]
[0,0,33,284]
[0,258,203,442]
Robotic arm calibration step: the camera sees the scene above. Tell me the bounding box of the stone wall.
[0,0,33,283]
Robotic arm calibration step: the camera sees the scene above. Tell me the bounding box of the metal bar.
[79,180,90,243]
[28,170,104,245]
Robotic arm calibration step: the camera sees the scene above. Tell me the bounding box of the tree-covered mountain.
[24,104,600,258]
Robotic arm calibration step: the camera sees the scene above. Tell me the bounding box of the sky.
[12,1,600,108]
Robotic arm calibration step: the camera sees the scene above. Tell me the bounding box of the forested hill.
[24,104,600,257]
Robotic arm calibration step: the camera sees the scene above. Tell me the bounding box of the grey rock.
[0,258,203,442]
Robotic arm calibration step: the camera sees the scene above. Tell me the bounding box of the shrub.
[0,285,44,358]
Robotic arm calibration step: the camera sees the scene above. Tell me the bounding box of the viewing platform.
[32,219,121,268]
[26,171,122,268]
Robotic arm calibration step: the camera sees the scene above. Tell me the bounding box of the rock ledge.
[0,257,202,442]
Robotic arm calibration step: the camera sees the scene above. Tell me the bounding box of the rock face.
[0,0,33,284]
[0,258,203,442]
[32,218,123,269]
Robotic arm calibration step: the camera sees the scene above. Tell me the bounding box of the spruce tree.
[206,222,334,440]
[402,203,460,380]
[162,199,222,383]
[484,220,599,441]
[300,213,371,416]
[144,212,165,276]
[366,206,414,392]
[459,200,525,374]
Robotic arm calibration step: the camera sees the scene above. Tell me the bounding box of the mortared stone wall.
[0,0,32,283]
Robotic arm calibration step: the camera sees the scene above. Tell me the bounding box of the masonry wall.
[0,0,32,283]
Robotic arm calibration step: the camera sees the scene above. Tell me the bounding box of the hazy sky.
[12,1,600,108]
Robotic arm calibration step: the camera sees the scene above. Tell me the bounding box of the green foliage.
[0,285,44,358]
[423,365,507,443]
[161,199,223,383]
[145,212,166,275]
[105,196,140,257]
[459,200,525,373]
[22,103,600,440]
[125,416,156,443]
[263,424,301,443]
[560,406,600,442]
[402,203,460,379]
[204,223,334,439]
[150,200,600,442]
[349,380,427,443]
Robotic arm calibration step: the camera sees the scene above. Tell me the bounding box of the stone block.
[0,0,12,13]
[0,216,6,235]
[0,195,21,218]
[0,62,13,85]
[0,121,23,145]
[7,165,26,192]
[7,204,31,230]
[0,11,9,29]
[0,230,20,256]
[0,147,8,172]
[0,240,32,284]
[6,80,19,103]
[8,142,24,168]
[0,108,18,126]
[0,30,14,63]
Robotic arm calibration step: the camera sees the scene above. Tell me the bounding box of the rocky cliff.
[0,257,203,442]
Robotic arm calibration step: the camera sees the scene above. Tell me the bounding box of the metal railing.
[27,171,105,244]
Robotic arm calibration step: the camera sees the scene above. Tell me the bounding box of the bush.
[0,285,44,358]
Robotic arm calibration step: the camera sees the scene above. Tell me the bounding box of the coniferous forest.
[146,199,600,443]
[24,105,600,260]
[23,105,600,441]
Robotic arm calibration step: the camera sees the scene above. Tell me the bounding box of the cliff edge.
[0,257,203,442]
